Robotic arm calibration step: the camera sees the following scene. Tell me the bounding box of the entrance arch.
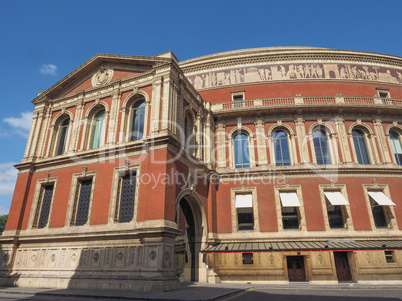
[174,189,208,282]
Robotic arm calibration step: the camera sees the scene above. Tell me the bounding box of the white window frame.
[363,184,398,231]
[230,187,259,233]
[274,185,306,231]
[319,184,353,231]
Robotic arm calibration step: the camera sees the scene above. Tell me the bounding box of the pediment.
[33,52,178,104]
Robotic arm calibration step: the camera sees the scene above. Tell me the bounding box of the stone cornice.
[216,164,402,181]
[180,47,402,73]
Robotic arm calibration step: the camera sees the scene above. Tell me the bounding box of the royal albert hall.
[1,47,402,291]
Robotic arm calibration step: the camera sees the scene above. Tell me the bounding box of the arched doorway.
[174,189,207,282]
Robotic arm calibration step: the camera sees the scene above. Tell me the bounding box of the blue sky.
[0,0,401,214]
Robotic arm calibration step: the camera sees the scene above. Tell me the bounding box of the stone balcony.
[211,95,402,116]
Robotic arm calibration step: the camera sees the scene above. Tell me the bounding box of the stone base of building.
[0,230,181,292]
[0,273,180,292]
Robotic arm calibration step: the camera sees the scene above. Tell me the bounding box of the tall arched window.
[129,100,145,141]
[56,118,69,155]
[390,131,402,165]
[273,130,291,166]
[352,129,370,164]
[313,129,331,165]
[234,133,250,168]
[90,110,105,149]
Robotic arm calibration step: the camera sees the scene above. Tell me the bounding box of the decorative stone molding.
[92,67,114,87]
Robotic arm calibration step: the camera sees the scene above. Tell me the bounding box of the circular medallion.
[149,251,157,260]
[50,254,56,262]
[91,67,114,87]
[71,253,77,262]
[117,252,124,261]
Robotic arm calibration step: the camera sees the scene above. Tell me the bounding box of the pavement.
[0,282,402,301]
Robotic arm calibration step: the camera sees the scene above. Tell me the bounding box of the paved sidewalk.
[0,283,248,301]
[0,282,401,301]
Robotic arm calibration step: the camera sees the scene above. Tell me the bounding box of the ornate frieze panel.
[187,63,402,90]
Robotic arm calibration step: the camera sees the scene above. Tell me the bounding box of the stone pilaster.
[150,77,163,134]
[254,119,267,165]
[216,123,226,168]
[335,117,352,163]
[71,95,85,151]
[107,83,121,144]
[373,118,391,163]
[294,117,309,163]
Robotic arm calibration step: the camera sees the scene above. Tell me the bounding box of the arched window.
[90,110,105,149]
[129,100,145,141]
[352,129,370,164]
[390,131,402,165]
[56,118,69,155]
[273,130,291,166]
[234,133,250,168]
[312,129,331,165]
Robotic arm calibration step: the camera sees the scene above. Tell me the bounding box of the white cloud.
[40,64,58,76]
[0,205,9,215]
[3,111,33,138]
[0,162,18,197]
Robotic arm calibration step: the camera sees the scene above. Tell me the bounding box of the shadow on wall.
[0,246,20,287]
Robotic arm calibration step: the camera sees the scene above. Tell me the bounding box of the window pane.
[237,207,254,230]
[390,131,402,165]
[91,110,105,149]
[242,253,253,264]
[370,197,388,228]
[282,207,299,229]
[327,205,344,229]
[118,173,136,223]
[352,130,370,164]
[313,129,331,165]
[273,131,291,166]
[75,179,93,226]
[56,119,69,155]
[234,134,250,168]
[130,101,145,141]
[385,251,394,263]
[38,185,54,229]
[242,136,250,167]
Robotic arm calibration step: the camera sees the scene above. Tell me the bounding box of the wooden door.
[334,252,352,282]
[287,256,306,282]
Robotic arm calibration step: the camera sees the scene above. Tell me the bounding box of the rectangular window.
[327,205,344,229]
[279,192,301,230]
[324,191,349,229]
[377,88,390,99]
[115,172,136,223]
[235,194,254,231]
[33,184,54,229]
[242,253,253,264]
[282,207,299,230]
[232,91,245,108]
[368,191,395,229]
[385,251,395,263]
[72,179,93,226]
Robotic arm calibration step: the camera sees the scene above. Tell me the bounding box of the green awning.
[202,240,402,253]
